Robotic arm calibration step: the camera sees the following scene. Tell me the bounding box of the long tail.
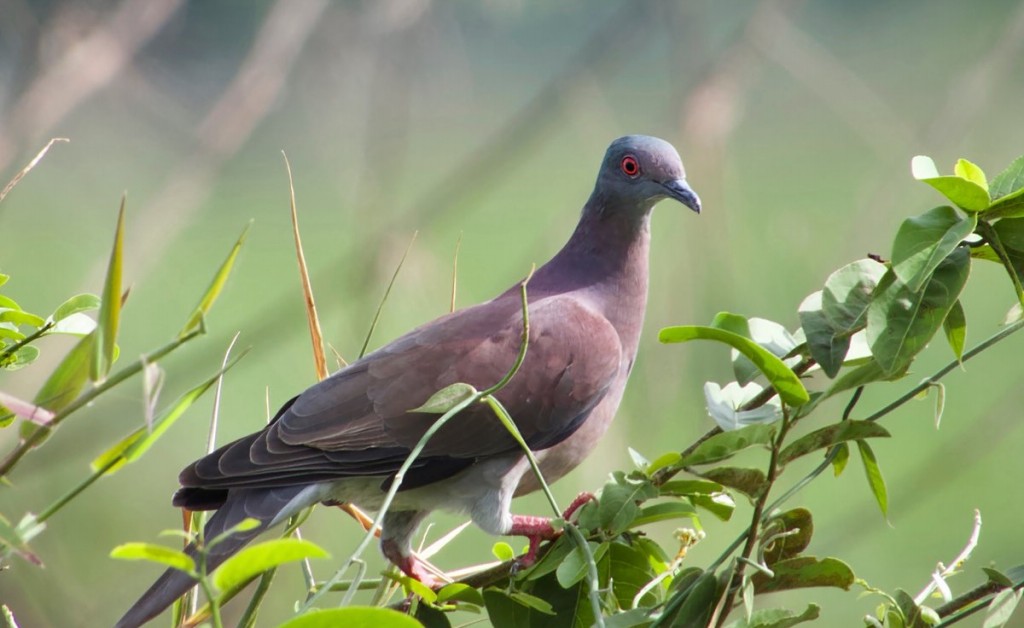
[116,486,310,628]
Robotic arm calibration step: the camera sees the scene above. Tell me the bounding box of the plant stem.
[934,580,1024,626]
[0,322,53,363]
[197,550,223,628]
[236,568,277,628]
[0,328,202,478]
[35,457,118,524]
[713,406,794,627]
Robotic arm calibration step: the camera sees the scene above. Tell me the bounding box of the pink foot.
[563,492,596,522]
[507,494,598,568]
[381,539,443,589]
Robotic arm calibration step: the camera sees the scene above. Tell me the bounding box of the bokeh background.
[2,1,1024,626]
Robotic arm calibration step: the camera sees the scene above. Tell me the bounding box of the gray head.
[591,135,701,214]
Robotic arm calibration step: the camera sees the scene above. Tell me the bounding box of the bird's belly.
[514,374,626,496]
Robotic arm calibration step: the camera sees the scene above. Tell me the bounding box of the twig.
[914,509,982,605]
[359,231,417,359]
[0,137,68,204]
[714,406,796,627]
[0,328,203,477]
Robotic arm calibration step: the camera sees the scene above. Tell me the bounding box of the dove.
[117,135,700,627]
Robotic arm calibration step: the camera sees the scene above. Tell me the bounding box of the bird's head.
[592,135,701,214]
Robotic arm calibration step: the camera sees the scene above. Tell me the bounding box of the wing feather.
[178,293,621,493]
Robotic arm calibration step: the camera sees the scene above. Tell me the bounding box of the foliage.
[5,146,1024,628]
[0,143,250,575]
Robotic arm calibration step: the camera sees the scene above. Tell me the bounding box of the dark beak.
[662,179,701,214]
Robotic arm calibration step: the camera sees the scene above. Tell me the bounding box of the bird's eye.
[620,155,640,177]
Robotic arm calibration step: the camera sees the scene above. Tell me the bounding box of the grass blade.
[92,196,125,382]
[282,152,328,380]
[359,231,417,359]
[180,222,251,338]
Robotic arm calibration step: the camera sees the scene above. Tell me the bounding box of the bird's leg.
[381,538,442,588]
[509,492,597,567]
[509,515,559,567]
[562,491,596,521]
[379,510,442,588]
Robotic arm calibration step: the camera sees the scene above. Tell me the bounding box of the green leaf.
[857,440,889,519]
[658,479,725,497]
[26,333,94,442]
[681,423,776,466]
[92,197,125,382]
[698,467,767,500]
[555,541,606,588]
[867,247,971,375]
[414,604,452,628]
[893,589,930,628]
[735,604,821,628]
[822,258,888,333]
[751,556,855,593]
[892,206,977,291]
[942,299,967,361]
[491,541,515,562]
[606,542,661,605]
[798,291,848,379]
[987,189,1024,220]
[982,568,1014,588]
[436,583,486,606]
[668,571,719,627]
[690,493,735,521]
[90,352,246,474]
[213,538,329,593]
[990,217,1024,290]
[821,359,908,403]
[912,155,990,211]
[277,608,422,628]
[763,509,813,565]
[411,382,478,414]
[520,535,573,581]
[778,420,890,466]
[597,471,658,535]
[0,273,7,288]
[50,294,100,323]
[646,451,683,475]
[482,589,530,627]
[954,158,988,190]
[110,542,196,575]
[628,501,699,528]
[990,154,1024,199]
[0,512,42,565]
[0,309,46,328]
[604,609,653,628]
[5,346,39,370]
[831,442,850,476]
[506,591,556,615]
[983,587,1023,628]
[180,222,250,337]
[0,324,25,342]
[0,407,13,428]
[660,316,810,406]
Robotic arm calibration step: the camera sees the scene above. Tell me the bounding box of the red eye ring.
[620,155,640,177]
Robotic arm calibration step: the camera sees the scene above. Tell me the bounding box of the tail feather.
[116,486,310,628]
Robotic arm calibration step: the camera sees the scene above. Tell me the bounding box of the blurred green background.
[2,0,1023,626]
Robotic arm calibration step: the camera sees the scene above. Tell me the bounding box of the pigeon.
[117,135,700,627]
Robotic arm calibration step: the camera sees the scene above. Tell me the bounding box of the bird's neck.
[530,197,652,354]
